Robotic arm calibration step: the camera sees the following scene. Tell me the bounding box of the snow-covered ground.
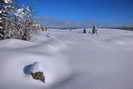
[0,28,133,89]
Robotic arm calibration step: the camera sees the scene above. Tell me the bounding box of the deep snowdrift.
[0,32,71,89]
[0,29,133,89]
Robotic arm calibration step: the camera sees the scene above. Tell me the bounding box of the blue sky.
[18,0,133,27]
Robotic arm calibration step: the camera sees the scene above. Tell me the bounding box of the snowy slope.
[0,29,133,89]
[0,31,70,89]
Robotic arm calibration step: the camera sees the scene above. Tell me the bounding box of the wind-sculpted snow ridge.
[0,39,36,49]
[0,32,71,89]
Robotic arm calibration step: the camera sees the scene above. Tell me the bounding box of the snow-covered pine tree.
[0,0,7,39]
[0,0,34,40]
[14,6,34,40]
[0,0,15,39]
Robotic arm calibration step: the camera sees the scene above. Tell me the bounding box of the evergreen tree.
[83,28,87,34]
[92,25,97,34]
[0,0,34,40]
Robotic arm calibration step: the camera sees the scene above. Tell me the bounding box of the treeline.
[115,27,133,31]
[106,26,133,31]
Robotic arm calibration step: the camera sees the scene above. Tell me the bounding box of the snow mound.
[23,62,43,75]
[0,39,36,48]
[0,33,71,89]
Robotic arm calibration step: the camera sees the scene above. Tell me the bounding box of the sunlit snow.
[0,29,133,89]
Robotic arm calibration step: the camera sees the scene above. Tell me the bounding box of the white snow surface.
[0,29,133,89]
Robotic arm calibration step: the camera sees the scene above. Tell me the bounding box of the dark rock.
[31,72,45,83]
